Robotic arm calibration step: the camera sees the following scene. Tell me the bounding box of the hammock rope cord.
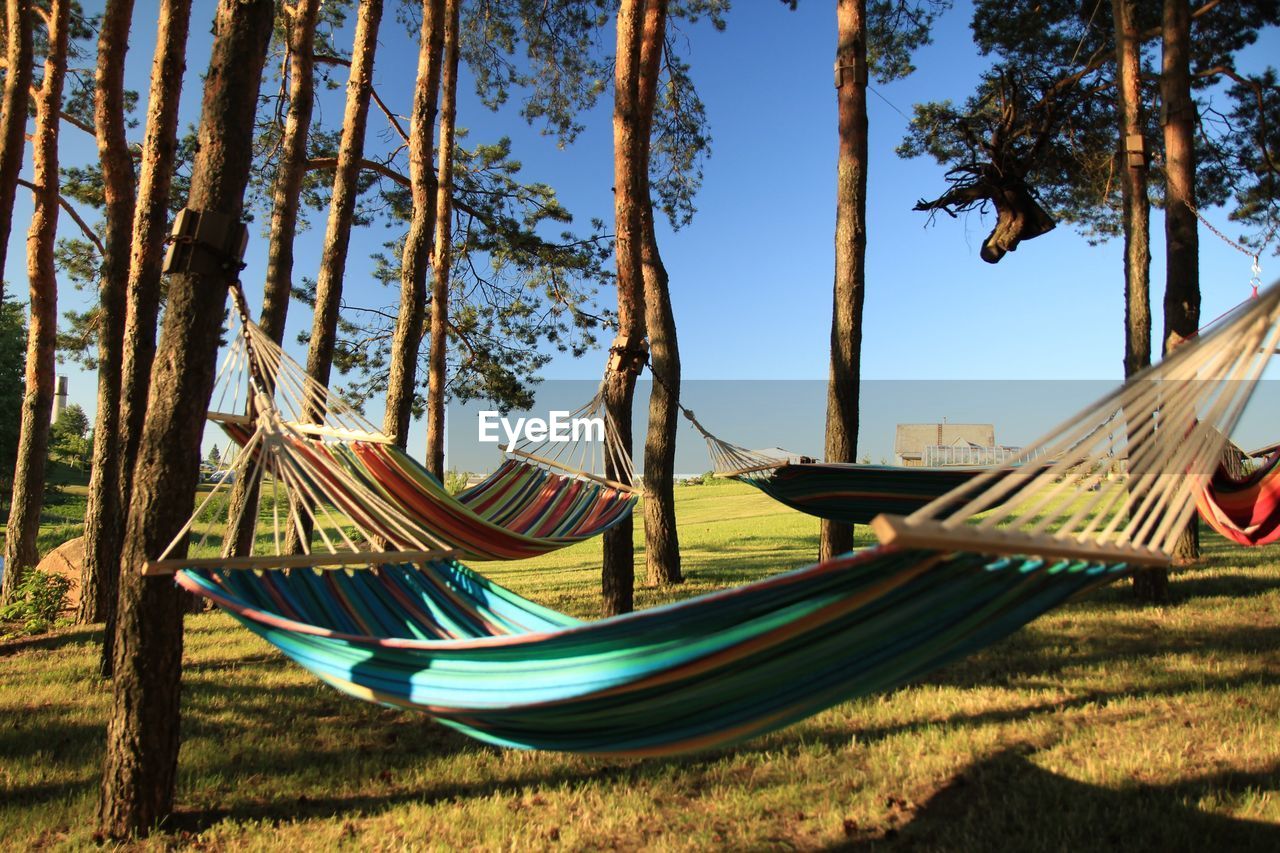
[158,281,1280,756]
[186,285,638,563]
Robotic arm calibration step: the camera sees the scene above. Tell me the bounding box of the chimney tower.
[51,375,68,422]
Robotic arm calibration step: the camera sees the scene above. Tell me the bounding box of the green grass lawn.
[3,481,1280,850]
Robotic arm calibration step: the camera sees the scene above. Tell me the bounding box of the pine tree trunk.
[97,0,274,838]
[80,0,137,625]
[105,0,194,678]
[0,0,32,303]
[224,0,321,558]
[1113,0,1150,379]
[303,0,382,402]
[1149,0,1200,595]
[424,0,460,478]
[384,0,443,451]
[820,0,867,563]
[602,0,647,617]
[2,0,69,603]
[637,0,680,586]
[292,0,382,551]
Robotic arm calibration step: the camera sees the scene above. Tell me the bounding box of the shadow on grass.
[0,625,102,658]
[828,746,1280,851]
[146,663,1274,836]
[922,619,1280,692]
[6,644,1276,842]
[1168,571,1280,603]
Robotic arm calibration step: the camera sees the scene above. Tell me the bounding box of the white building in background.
[51,375,68,422]
[894,422,1029,467]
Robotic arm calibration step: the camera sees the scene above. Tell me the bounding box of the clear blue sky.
[5,0,1279,466]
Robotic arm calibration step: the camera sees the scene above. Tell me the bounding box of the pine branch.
[17,177,105,256]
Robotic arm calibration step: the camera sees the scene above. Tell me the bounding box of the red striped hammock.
[217,421,636,561]
[1194,451,1280,546]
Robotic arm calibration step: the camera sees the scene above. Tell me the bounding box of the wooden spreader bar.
[870,514,1170,567]
[143,548,463,576]
[207,411,396,445]
[713,460,788,478]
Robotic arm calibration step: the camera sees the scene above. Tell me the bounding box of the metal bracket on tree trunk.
[607,334,649,376]
[1125,133,1147,169]
[162,208,249,278]
[1158,99,1197,128]
[834,61,867,88]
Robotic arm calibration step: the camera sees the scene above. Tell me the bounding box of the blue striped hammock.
[176,546,1130,756]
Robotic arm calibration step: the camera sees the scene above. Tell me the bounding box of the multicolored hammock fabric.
[176,546,1131,755]
[216,419,634,562]
[1194,451,1280,546]
[334,443,635,561]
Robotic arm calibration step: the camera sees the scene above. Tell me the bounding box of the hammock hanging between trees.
[707,456,992,526]
[676,416,1029,525]
[152,280,1280,756]
[206,310,636,562]
[1194,442,1280,547]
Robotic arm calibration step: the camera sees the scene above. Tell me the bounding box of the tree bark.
[1149,0,1200,594]
[1112,0,1150,380]
[292,0,382,551]
[602,0,647,616]
[2,0,69,602]
[637,0,680,586]
[105,0,194,678]
[303,0,382,405]
[0,0,32,303]
[384,0,443,451]
[424,0,460,477]
[224,0,322,558]
[820,0,867,563]
[98,0,274,838]
[80,0,137,625]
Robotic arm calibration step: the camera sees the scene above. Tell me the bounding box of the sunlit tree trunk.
[225,0,322,557]
[105,0,193,678]
[602,0,647,616]
[424,0,460,478]
[637,0,680,586]
[2,0,69,602]
[820,0,867,562]
[80,0,137,625]
[304,0,382,404]
[0,0,32,302]
[384,0,443,450]
[1150,0,1199,594]
[292,0,382,550]
[1112,0,1151,381]
[98,0,274,837]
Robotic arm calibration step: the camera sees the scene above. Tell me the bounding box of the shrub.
[445,470,473,495]
[1,569,73,635]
